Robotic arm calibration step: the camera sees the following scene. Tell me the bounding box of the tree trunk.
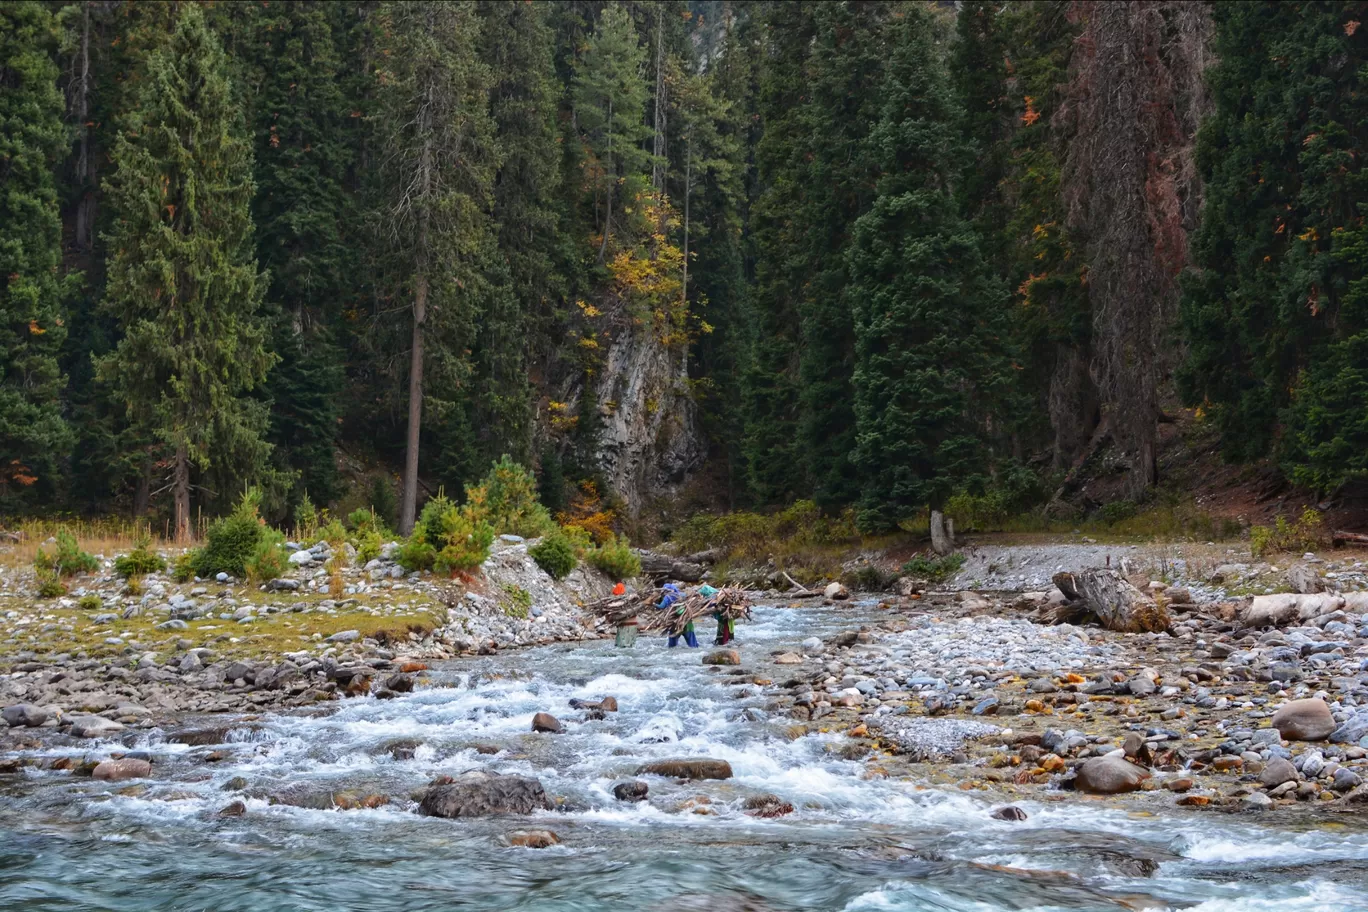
[132,459,150,518]
[173,444,191,543]
[400,269,427,536]
[930,510,951,556]
[1052,568,1170,633]
[74,1,95,253]
[651,7,666,193]
[597,98,614,264]
[682,134,691,306]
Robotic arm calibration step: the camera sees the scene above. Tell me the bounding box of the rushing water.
[3,603,1368,912]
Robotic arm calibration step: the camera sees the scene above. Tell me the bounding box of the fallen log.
[1051,568,1170,633]
[1333,529,1368,546]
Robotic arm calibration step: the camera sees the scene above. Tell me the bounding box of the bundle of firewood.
[584,586,753,636]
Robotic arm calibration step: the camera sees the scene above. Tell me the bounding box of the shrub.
[397,490,494,575]
[319,514,348,546]
[78,594,103,611]
[348,506,390,537]
[195,488,266,577]
[34,530,100,578]
[1099,500,1138,525]
[354,529,385,564]
[842,564,893,591]
[173,552,197,582]
[1251,508,1327,557]
[587,534,641,580]
[529,526,580,580]
[501,583,532,619]
[901,552,966,583]
[480,456,553,538]
[36,573,66,598]
[369,475,398,530]
[113,540,166,578]
[246,528,288,583]
[124,575,144,597]
[558,480,616,543]
[294,493,319,541]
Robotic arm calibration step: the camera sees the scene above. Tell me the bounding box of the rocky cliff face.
[589,324,705,514]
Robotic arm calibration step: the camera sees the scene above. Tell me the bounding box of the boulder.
[703,649,741,666]
[287,549,315,566]
[894,577,926,597]
[65,714,124,739]
[637,759,734,780]
[991,806,1028,821]
[1073,755,1151,794]
[504,830,560,848]
[531,712,563,733]
[92,758,152,782]
[1259,757,1298,788]
[265,578,300,592]
[613,780,649,802]
[217,800,247,818]
[774,653,803,665]
[1270,698,1336,742]
[637,551,705,583]
[418,772,551,818]
[2,703,50,728]
[823,582,850,600]
[1286,562,1325,594]
[743,794,795,818]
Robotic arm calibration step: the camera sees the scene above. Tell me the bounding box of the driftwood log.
[1333,530,1368,546]
[1049,569,1170,633]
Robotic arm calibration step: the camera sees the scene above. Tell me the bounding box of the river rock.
[217,800,247,818]
[1286,562,1325,594]
[92,758,152,781]
[531,712,563,733]
[703,649,741,666]
[1074,755,1151,794]
[1271,699,1335,742]
[991,806,1028,821]
[743,794,795,818]
[418,772,551,818]
[823,582,850,600]
[637,759,734,780]
[774,653,803,665]
[1259,757,1298,788]
[613,780,649,802]
[504,829,560,849]
[65,714,124,738]
[2,703,50,727]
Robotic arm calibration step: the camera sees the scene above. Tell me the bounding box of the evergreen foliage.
[98,5,275,539]
[0,2,75,505]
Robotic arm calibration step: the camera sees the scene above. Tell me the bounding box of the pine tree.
[951,0,1011,260]
[216,0,355,510]
[372,0,499,533]
[98,5,275,541]
[0,1,75,505]
[1181,1,1368,492]
[742,1,816,504]
[572,3,654,262]
[846,5,1011,533]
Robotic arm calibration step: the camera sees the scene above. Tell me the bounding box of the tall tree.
[1180,1,1368,493]
[0,1,75,505]
[572,3,653,263]
[372,0,499,534]
[1060,0,1210,496]
[846,4,1011,533]
[98,5,274,541]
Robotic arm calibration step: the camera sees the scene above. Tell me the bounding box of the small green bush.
[1099,500,1138,525]
[348,506,390,537]
[246,528,288,583]
[480,455,554,538]
[397,490,494,574]
[354,529,384,564]
[1251,508,1326,557]
[319,515,348,547]
[77,594,102,611]
[501,583,532,619]
[530,526,580,580]
[587,534,641,580]
[369,475,399,530]
[194,489,266,577]
[36,573,67,598]
[113,540,166,578]
[294,493,319,541]
[901,552,966,583]
[173,551,197,582]
[34,530,100,578]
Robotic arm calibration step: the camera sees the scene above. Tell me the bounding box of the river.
[2,603,1367,912]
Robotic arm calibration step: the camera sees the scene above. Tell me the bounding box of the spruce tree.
[846,5,1010,533]
[371,0,499,533]
[0,1,75,505]
[99,5,274,540]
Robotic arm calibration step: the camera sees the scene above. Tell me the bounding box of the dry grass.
[0,517,190,570]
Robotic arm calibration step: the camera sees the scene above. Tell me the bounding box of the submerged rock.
[703,649,741,666]
[531,712,563,733]
[418,772,551,818]
[92,758,151,781]
[637,759,734,780]
[991,806,1028,821]
[613,780,649,802]
[504,829,560,848]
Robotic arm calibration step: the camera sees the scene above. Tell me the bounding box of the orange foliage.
[557,480,616,544]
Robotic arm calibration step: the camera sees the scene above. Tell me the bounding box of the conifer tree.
[572,3,653,262]
[99,5,274,541]
[0,1,75,505]
[372,0,499,534]
[846,5,1010,533]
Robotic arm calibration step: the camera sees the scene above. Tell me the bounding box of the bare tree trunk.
[400,271,427,535]
[132,460,150,518]
[597,98,615,264]
[930,511,951,556]
[651,6,666,193]
[173,444,191,543]
[74,1,95,252]
[682,134,691,305]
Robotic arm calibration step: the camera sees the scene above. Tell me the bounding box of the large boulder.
[702,649,741,666]
[1073,755,1150,795]
[418,772,551,818]
[531,712,563,733]
[92,758,152,781]
[637,759,734,780]
[1259,757,1298,788]
[1285,562,1325,594]
[1271,698,1336,742]
[2,703,50,728]
[823,582,850,600]
[65,714,124,739]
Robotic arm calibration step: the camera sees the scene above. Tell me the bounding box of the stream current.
[3,603,1368,912]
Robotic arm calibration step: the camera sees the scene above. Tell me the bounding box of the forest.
[3,0,1368,541]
